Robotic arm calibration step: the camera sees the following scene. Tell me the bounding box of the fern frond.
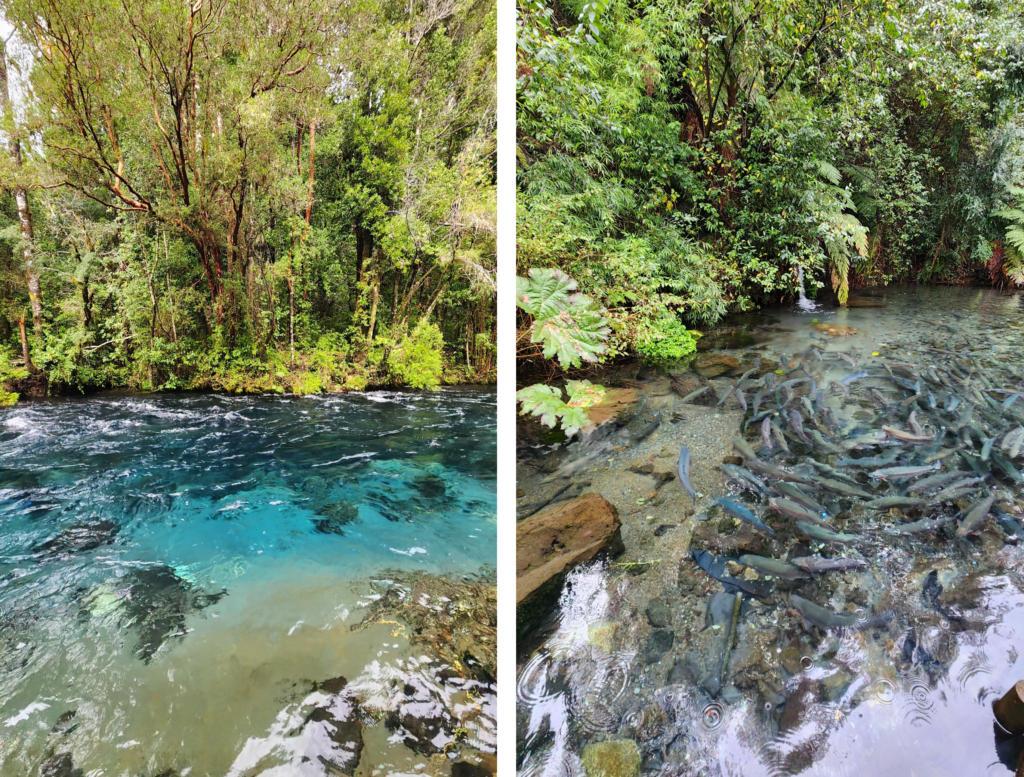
[817,160,842,185]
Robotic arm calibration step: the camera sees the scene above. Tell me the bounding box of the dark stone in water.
[641,629,674,664]
[51,710,78,736]
[312,500,359,535]
[645,598,672,628]
[653,524,677,537]
[451,760,496,777]
[39,753,83,777]
[413,473,448,500]
[36,519,119,557]
[301,677,364,774]
[116,566,227,663]
[385,707,451,756]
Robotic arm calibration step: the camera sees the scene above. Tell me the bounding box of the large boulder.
[516,494,623,641]
[692,353,740,378]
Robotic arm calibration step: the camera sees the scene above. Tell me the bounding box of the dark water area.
[517,286,1024,776]
[0,388,496,776]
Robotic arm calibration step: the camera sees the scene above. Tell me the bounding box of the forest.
[517,0,1024,378]
[0,0,496,405]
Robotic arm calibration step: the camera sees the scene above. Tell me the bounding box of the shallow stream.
[0,388,497,776]
[516,285,1024,776]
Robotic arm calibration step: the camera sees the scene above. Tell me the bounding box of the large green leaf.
[516,380,606,437]
[532,303,610,368]
[516,267,578,321]
[515,384,568,429]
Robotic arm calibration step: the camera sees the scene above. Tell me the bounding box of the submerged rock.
[36,519,119,557]
[693,353,741,378]
[645,597,672,628]
[516,494,623,641]
[352,570,496,681]
[581,740,641,777]
[39,753,83,777]
[113,566,226,663]
[312,500,359,535]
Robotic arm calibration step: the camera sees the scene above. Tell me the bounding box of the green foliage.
[388,322,445,390]
[994,187,1024,285]
[516,268,610,368]
[517,0,1024,331]
[635,318,699,364]
[515,379,606,438]
[0,0,495,396]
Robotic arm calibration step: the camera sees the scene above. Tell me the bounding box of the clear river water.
[516,285,1024,777]
[0,388,496,777]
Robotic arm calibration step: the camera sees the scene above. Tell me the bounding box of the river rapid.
[0,388,496,777]
[516,285,1024,777]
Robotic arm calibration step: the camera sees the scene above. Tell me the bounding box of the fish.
[760,415,773,449]
[744,458,815,485]
[770,421,790,452]
[739,554,808,580]
[837,352,856,366]
[882,425,935,444]
[540,442,612,483]
[677,445,696,504]
[1004,394,1021,410]
[715,497,777,536]
[795,520,859,543]
[810,476,872,498]
[888,514,957,535]
[1002,426,1024,458]
[679,386,710,404]
[751,390,764,416]
[980,436,996,462]
[809,430,844,454]
[957,493,996,537]
[692,550,772,597]
[790,556,868,574]
[868,464,939,482]
[835,452,899,469]
[773,482,829,517]
[790,594,858,629]
[732,437,758,460]
[908,469,970,494]
[720,463,770,495]
[769,497,834,530]
[863,495,930,510]
[789,411,812,445]
[716,385,735,407]
[841,371,869,385]
[928,478,987,503]
[992,450,1024,483]
[996,508,1024,540]
[735,389,748,411]
[631,412,662,443]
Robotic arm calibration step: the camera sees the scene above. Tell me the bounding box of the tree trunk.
[0,39,42,330]
[367,277,380,342]
[18,314,33,373]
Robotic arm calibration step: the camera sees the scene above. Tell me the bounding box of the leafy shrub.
[635,318,699,364]
[0,389,18,407]
[291,372,323,395]
[388,322,444,390]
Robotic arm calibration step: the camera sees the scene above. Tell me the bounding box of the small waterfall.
[796,266,819,311]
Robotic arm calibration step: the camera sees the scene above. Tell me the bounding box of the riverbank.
[1,349,496,406]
